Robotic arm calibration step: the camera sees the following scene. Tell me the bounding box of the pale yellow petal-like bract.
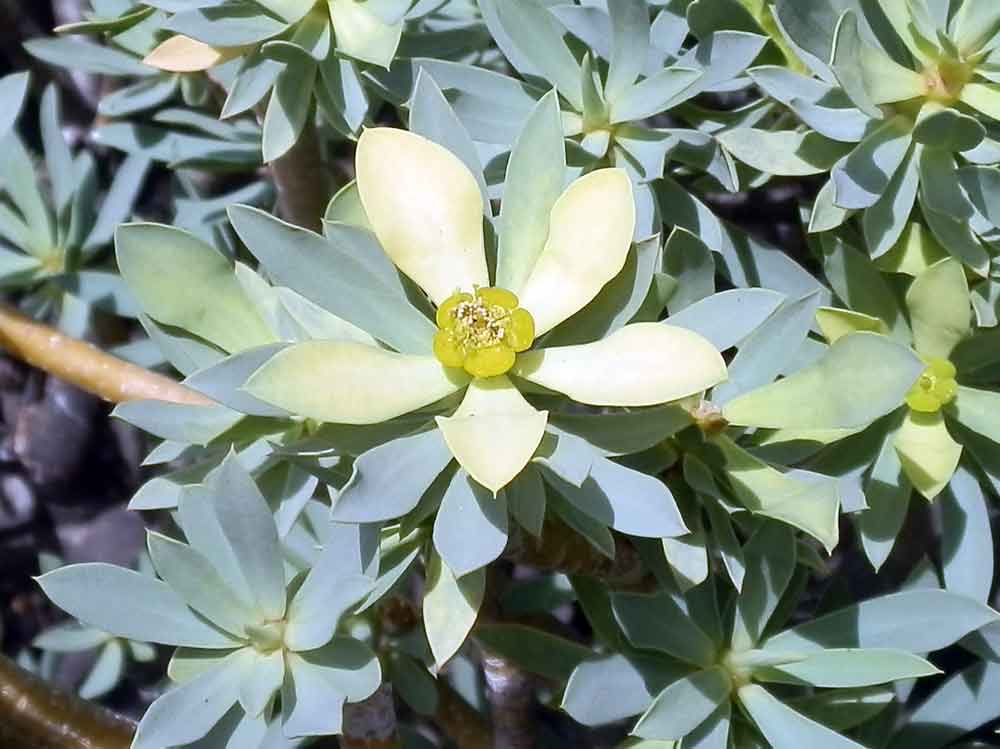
[517,169,635,334]
[355,128,489,305]
[436,376,547,494]
[513,323,727,407]
[894,410,962,500]
[143,36,235,73]
[245,340,468,425]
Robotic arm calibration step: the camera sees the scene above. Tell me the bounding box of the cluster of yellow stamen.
[906,357,958,413]
[433,287,535,378]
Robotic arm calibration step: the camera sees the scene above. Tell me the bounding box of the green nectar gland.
[906,357,958,413]
[433,287,535,378]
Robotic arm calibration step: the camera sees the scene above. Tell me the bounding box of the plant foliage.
[3,1,1000,748]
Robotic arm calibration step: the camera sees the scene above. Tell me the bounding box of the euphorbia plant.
[722,0,1000,270]
[38,455,381,747]
[2,3,1000,749]
[244,125,727,493]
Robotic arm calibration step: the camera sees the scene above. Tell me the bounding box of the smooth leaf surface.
[37,564,237,648]
[723,333,923,430]
[423,552,484,669]
[764,590,998,654]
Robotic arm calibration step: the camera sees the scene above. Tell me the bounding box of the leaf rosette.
[720,0,1000,274]
[38,454,381,748]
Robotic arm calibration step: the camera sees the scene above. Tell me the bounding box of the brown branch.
[0,653,136,748]
[270,115,330,232]
[341,683,402,749]
[0,304,213,406]
[434,680,493,749]
[483,652,536,749]
[504,520,654,590]
[378,595,495,748]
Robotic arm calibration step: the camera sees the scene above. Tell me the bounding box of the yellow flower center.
[922,57,973,103]
[246,619,286,654]
[41,252,65,274]
[433,287,535,378]
[906,357,958,413]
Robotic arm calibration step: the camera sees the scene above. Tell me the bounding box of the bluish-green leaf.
[764,590,998,653]
[480,0,583,111]
[612,591,717,667]
[633,667,730,740]
[147,532,255,636]
[0,72,29,138]
[666,289,785,352]
[832,117,912,209]
[433,469,508,578]
[25,37,156,77]
[760,648,939,688]
[409,70,488,204]
[605,0,650,102]
[116,222,275,353]
[889,660,1000,749]
[228,204,435,354]
[858,421,911,571]
[723,333,923,430]
[284,544,373,652]
[165,5,288,46]
[134,652,252,748]
[719,129,850,176]
[732,522,796,651]
[423,551,485,669]
[941,465,994,603]
[739,684,866,749]
[713,291,821,404]
[496,90,565,292]
[37,563,237,648]
[822,235,910,339]
[562,653,685,726]
[333,429,452,523]
[78,640,127,700]
[203,454,287,621]
[261,52,316,162]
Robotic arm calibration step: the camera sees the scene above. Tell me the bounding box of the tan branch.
[378,596,495,748]
[435,680,493,749]
[0,653,136,748]
[0,304,212,406]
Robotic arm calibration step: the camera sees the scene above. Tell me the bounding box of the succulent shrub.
[720,0,1000,274]
[29,553,157,700]
[38,455,382,747]
[1,2,1000,749]
[0,78,148,332]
